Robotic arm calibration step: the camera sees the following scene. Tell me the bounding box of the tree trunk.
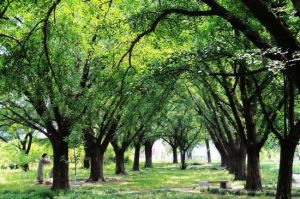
[132,143,141,171]
[276,139,297,199]
[220,152,228,167]
[51,138,70,190]
[172,146,178,164]
[115,150,126,175]
[180,150,187,170]
[89,147,105,181]
[226,155,235,174]
[225,146,246,180]
[205,139,211,163]
[229,152,246,180]
[83,144,90,169]
[245,146,262,191]
[212,142,228,167]
[144,141,153,168]
[83,155,90,169]
[20,133,32,172]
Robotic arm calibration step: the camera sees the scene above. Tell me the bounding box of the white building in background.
[138,139,220,163]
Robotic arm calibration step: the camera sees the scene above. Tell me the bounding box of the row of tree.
[1,0,300,198]
[0,0,204,190]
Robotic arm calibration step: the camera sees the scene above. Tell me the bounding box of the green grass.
[0,161,297,199]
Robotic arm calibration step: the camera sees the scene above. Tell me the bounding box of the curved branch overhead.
[117,9,216,68]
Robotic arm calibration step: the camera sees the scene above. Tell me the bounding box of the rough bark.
[180,150,187,170]
[132,143,141,171]
[115,150,126,175]
[245,146,262,191]
[227,151,246,180]
[276,139,297,199]
[172,145,178,164]
[144,141,153,168]
[89,147,105,181]
[205,139,211,163]
[84,132,106,181]
[51,138,70,190]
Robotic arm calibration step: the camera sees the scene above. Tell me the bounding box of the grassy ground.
[0,161,299,199]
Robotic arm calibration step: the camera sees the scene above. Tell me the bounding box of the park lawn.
[0,161,298,199]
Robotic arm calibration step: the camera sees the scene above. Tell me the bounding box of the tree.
[162,131,179,164]
[121,1,300,195]
[83,116,119,181]
[189,53,277,190]
[257,73,300,198]
[160,84,202,170]
[143,132,158,169]
[0,0,126,190]
[110,83,172,174]
[132,130,145,171]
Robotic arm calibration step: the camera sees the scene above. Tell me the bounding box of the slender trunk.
[115,150,126,175]
[144,141,153,168]
[172,146,178,164]
[205,139,211,163]
[51,138,70,190]
[245,146,262,191]
[276,139,297,199]
[132,143,141,171]
[89,147,105,181]
[180,150,186,170]
[20,133,32,172]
